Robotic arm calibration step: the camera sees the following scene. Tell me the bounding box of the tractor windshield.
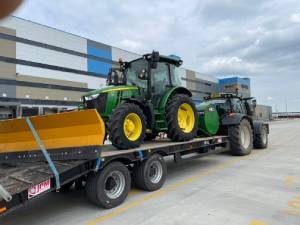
[125,59,148,89]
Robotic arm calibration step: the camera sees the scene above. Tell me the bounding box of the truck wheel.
[229,119,253,156]
[108,103,146,149]
[166,94,197,141]
[254,125,268,149]
[133,153,167,191]
[86,162,131,209]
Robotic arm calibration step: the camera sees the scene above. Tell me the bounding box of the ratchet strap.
[25,117,61,189]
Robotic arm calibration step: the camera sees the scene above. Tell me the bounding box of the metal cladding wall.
[255,105,272,121]
[218,77,251,97]
[87,40,112,76]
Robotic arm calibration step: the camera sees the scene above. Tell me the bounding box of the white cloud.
[290,13,300,23]
[119,39,144,52]
[202,57,262,75]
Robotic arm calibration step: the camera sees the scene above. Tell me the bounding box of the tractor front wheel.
[108,103,146,149]
[166,94,197,141]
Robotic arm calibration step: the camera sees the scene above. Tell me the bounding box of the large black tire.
[108,103,146,149]
[133,154,167,191]
[229,119,253,156]
[254,125,268,149]
[86,162,131,209]
[166,94,197,141]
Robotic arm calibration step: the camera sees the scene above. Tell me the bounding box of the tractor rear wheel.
[254,125,268,149]
[108,103,146,149]
[166,94,197,141]
[229,119,253,156]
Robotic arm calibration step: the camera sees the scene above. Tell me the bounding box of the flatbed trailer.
[0,135,228,217]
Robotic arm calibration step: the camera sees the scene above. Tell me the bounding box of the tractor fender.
[124,98,154,129]
[222,113,253,128]
[158,86,192,111]
[253,121,269,135]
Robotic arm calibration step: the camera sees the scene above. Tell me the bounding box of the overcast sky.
[14,0,300,111]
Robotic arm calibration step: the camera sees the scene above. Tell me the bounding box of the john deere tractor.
[81,51,197,149]
[197,93,269,156]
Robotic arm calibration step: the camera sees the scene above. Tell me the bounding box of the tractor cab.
[107,52,183,106]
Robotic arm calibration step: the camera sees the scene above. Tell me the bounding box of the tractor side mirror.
[150,51,159,69]
[252,99,257,108]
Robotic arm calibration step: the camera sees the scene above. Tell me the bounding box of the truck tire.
[166,94,197,142]
[108,103,146,149]
[229,119,253,156]
[86,162,131,209]
[133,154,167,191]
[254,125,268,149]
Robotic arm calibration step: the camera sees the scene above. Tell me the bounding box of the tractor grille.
[86,93,108,114]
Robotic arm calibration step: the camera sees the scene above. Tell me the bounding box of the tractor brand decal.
[28,179,51,199]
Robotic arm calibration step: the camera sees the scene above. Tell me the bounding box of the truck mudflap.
[0,109,105,161]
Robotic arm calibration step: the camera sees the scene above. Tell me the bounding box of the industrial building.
[0,16,219,118]
[0,16,269,119]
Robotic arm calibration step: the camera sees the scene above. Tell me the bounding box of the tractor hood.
[83,85,139,98]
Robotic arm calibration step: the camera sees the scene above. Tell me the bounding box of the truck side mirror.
[150,51,159,69]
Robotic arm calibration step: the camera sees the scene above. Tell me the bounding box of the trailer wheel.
[229,119,253,156]
[166,94,197,142]
[86,162,131,209]
[133,154,167,191]
[254,125,268,149]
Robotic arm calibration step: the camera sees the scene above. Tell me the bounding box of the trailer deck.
[0,135,228,217]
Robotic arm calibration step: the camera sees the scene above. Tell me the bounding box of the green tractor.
[197,93,269,155]
[81,51,197,149]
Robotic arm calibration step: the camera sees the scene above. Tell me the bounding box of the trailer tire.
[133,154,167,191]
[254,125,268,149]
[166,94,197,142]
[229,119,253,156]
[108,103,146,149]
[86,162,131,209]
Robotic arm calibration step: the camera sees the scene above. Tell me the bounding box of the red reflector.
[0,207,7,213]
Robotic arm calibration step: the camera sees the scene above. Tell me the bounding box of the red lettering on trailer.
[28,180,51,199]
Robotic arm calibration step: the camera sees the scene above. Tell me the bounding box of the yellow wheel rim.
[177,103,195,133]
[123,113,142,141]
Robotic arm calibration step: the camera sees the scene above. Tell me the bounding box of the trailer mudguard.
[0,109,105,154]
[221,113,253,127]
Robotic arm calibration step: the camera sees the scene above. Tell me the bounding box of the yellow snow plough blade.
[0,109,105,153]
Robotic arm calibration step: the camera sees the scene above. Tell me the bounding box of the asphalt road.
[1,119,300,225]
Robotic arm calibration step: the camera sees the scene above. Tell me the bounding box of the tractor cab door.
[151,62,171,107]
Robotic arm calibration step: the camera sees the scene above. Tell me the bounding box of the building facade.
[0,16,218,118]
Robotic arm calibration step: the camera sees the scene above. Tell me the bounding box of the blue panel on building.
[87,46,112,76]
